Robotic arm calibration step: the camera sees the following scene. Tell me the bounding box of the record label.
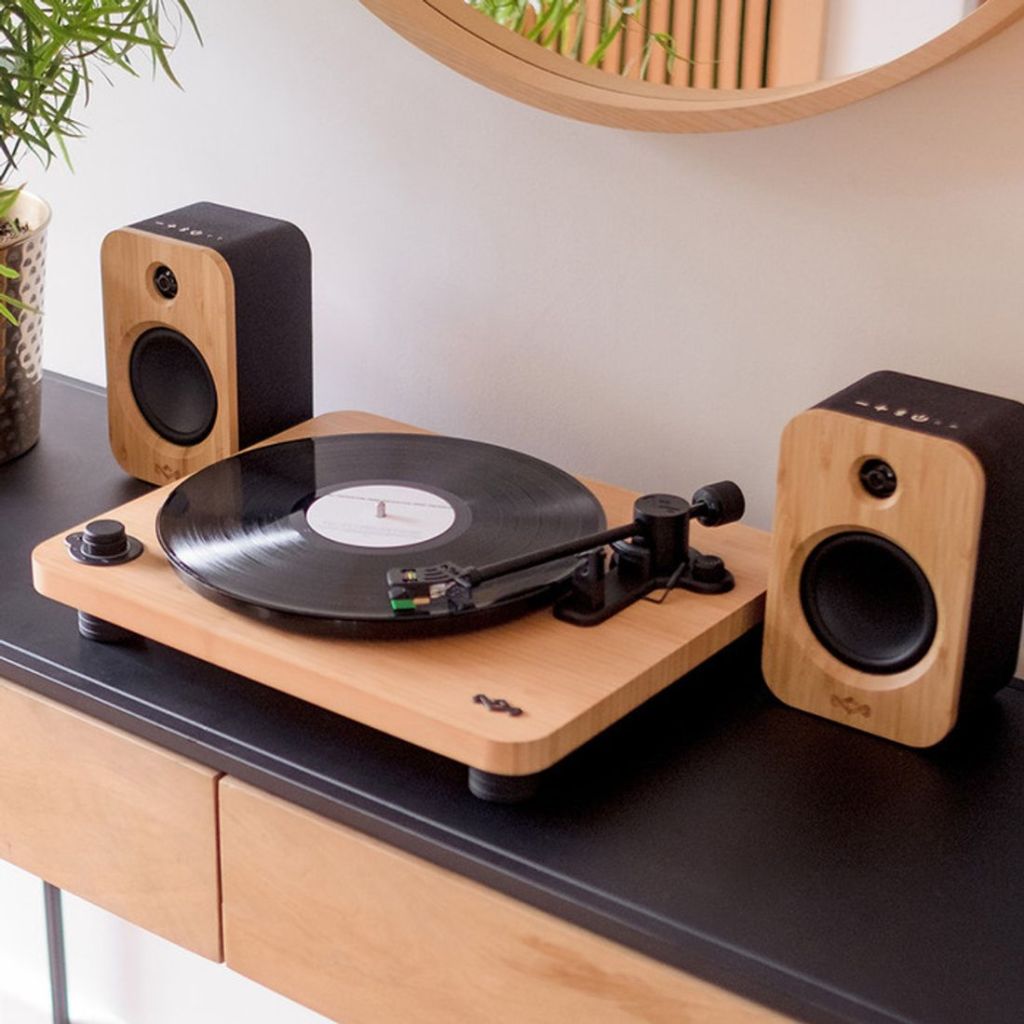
[306,484,457,549]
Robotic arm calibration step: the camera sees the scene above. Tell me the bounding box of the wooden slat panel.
[621,1,646,78]
[645,0,672,84]
[580,0,602,64]
[691,0,718,88]
[766,0,826,87]
[669,0,696,85]
[717,0,743,89]
[740,0,768,88]
[558,0,582,59]
[0,678,222,959]
[601,2,626,75]
[221,779,794,1024]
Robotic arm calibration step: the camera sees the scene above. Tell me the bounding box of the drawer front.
[221,779,790,1024]
[0,678,222,960]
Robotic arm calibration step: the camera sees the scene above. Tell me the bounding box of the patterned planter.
[0,191,49,464]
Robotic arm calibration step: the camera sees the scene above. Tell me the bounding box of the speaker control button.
[153,264,178,299]
[859,459,897,499]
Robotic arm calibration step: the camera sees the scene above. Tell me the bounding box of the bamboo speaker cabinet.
[101,202,312,484]
[763,371,1024,746]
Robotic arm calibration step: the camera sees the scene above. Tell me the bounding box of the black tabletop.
[3,375,1023,1024]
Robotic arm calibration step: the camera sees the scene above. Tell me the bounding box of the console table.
[2,374,1022,1024]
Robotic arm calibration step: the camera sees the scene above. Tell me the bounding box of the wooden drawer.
[221,779,790,1024]
[0,677,222,960]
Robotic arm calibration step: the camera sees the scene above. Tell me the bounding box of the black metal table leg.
[42,882,70,1024]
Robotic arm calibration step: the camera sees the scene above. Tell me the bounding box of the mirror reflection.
[467,1,985,89]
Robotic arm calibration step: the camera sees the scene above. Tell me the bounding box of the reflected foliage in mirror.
[466,0,986,90]
[361,0,1024,132]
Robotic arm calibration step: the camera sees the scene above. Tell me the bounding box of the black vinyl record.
[156,433,606,637]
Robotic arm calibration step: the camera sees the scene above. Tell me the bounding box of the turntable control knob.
[82,519,130,560]
[691,553,727,585]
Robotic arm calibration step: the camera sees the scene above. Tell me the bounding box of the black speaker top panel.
[131,201,309,262]
[815,370,1024,474]
[129,201,313,451]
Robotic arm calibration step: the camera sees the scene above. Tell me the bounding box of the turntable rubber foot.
[77,611,137,644]
[467,768,543,803]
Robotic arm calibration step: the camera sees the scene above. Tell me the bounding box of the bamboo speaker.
[101,202,312,484]
[763,371,1024,746]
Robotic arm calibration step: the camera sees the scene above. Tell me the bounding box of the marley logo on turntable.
[473,694,524,717]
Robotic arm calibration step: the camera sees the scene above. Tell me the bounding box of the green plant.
[468,0,684,80]
[0,1,199,323]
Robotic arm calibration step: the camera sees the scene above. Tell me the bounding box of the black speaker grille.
[800,531,937,675]
[129,327,217,447]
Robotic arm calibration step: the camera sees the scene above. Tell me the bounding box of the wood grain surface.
[763,408,984,746]
[33,411,769,775]
[102,226,238,484]
[0,676,223,959]
[220,779,794,1024]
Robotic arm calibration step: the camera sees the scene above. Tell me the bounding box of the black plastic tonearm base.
[553,544,734,627]
[551,487,740,627]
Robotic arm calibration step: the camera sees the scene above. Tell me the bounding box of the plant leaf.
[0,0,201,185]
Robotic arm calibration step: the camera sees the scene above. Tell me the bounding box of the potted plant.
[0,1,198,464]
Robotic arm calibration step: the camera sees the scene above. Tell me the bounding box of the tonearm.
[387,481,745,626]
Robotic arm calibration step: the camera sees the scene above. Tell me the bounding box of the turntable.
[32,411,770,800]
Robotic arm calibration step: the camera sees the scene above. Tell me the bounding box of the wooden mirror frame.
[361,0,1024,132]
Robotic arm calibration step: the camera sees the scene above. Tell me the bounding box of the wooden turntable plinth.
[33,412,770,799]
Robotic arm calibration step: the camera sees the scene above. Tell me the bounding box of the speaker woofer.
[799,531,937,675]
[129,327,218,447]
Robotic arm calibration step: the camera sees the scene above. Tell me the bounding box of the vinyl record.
[156,433,606,637]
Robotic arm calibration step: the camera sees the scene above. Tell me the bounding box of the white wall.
[0,862,50,1023]
[823,0,968,77]
[29,1,1024,531]
[5,2,1024,1021]
[0,860,330,1024]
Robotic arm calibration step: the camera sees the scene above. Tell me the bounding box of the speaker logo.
[830,694,872,718]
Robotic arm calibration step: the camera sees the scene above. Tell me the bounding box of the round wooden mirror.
[360,0,1024,131]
